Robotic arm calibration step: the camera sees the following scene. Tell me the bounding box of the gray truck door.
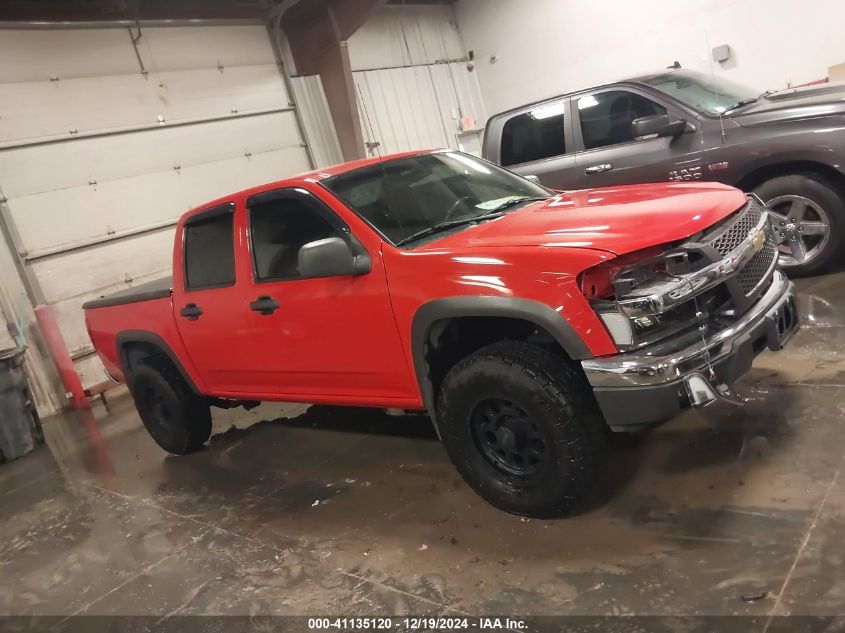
[493,97,580,190]
[572,88,704,189]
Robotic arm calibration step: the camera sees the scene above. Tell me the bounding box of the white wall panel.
[290,75,343,168]
[455,0,845,115]
[4,112,306,254]
[1,110,302,198]
[137,25,278,71]
[348,4,464,71]
[0,25,311,396]
[0,29,139,82]
[354,62,486,156]
[0,65,289,144]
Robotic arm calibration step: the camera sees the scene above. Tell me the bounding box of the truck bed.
[82,277,173,310]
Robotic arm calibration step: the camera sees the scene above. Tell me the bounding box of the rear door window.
[184,204,236,290]
[500,101,567,166]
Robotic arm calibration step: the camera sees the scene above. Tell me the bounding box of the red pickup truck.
[84,149,798,516]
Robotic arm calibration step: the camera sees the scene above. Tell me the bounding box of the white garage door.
[0,25,313,391]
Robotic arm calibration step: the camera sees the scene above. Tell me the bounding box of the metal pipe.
[0,105,296,151]
[0,187,45,306]
[33,304,87,409]
[267,16,317,169]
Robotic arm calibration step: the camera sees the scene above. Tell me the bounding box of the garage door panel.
[140,26,277,71]
[32,230,175,306]
[0,110,304,199]
[0,64,290,145]
[37,149,310,374]
[10,141,309,255]
[0,29,138,83]
[0,24,312,393]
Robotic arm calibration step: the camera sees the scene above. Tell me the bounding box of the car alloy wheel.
[766,194,831,268]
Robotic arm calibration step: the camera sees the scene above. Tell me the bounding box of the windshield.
[322,151,550,246]
[641,70,761,115]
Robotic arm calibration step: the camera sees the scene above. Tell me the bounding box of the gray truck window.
[184,208,235,290]
[250,196,342,281]
[641,70,759,115]
[578,90,667,150]
[500,103,566,166]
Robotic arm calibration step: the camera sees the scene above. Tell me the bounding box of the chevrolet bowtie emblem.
[752,230,766,253]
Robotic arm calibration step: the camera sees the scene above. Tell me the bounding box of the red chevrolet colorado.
[84,149,798,516]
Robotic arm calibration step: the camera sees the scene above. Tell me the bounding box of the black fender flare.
[410,297,592,434]
[115,330,202,395]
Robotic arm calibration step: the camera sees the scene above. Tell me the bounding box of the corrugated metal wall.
[354,61,486,156]
[0,25,313,413]
[347,4,487,157]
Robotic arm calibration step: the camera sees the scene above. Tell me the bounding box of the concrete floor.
[2,272,845,622]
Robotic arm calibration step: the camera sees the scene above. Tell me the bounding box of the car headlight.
[579,246,721,351]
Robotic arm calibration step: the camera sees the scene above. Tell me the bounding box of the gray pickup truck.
[482,69,845,276]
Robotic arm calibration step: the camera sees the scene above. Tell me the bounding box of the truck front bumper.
[581,270,799,431]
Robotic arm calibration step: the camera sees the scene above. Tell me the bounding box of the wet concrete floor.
[2,272,845,619]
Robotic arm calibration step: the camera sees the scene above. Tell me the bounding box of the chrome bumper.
[582,270,798,389]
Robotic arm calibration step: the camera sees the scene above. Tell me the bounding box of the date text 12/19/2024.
[307,617,527,630]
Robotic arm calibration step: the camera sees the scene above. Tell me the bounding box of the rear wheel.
[129,362,211,455]
[753,174,845,276]
[436,341,606,517]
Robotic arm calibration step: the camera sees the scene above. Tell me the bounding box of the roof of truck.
[182,149,440,222]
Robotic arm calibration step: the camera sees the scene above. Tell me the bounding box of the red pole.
[34,304,87,409]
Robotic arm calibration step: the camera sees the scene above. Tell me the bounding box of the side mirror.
[631,114,688,140]
[298,237,371,279]
[524,174,542,185]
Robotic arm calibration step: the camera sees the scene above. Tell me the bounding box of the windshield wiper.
[723,96,759,113]
[394,212,506,247]
[485,195,550,213]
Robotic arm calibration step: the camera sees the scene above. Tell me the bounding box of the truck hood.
[421,182,747,256]
[729,82,845,127]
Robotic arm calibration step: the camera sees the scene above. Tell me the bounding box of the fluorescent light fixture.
[578,96,599,110]
[530,102,566,119]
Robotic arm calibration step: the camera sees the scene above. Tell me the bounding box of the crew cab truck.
[84,150,799,517]
[483,69,845,277]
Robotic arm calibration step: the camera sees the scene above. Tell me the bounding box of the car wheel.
[754,174,845,276]
[436,341,606,517]
[129,362,211,455]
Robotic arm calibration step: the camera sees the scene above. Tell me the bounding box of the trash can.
[0,347,43,463]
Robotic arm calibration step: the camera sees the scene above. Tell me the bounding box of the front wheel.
[754,174,845,276]
[436,341,606,517]
[129,363,211,455]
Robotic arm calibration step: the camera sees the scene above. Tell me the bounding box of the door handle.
[180,303,203,321]
[585,163,613,174]
[250,295,280,316]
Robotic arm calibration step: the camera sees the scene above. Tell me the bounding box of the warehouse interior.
[3,0,845,626]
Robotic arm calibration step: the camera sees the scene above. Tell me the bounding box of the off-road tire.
[129,362,211,455]
[436,341,606,517]
[754,173,845,276]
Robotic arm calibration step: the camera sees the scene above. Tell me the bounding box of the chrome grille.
[736,227,777,295]
[710,201,764,256]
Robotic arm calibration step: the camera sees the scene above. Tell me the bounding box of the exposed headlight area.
[579,198,777,352]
